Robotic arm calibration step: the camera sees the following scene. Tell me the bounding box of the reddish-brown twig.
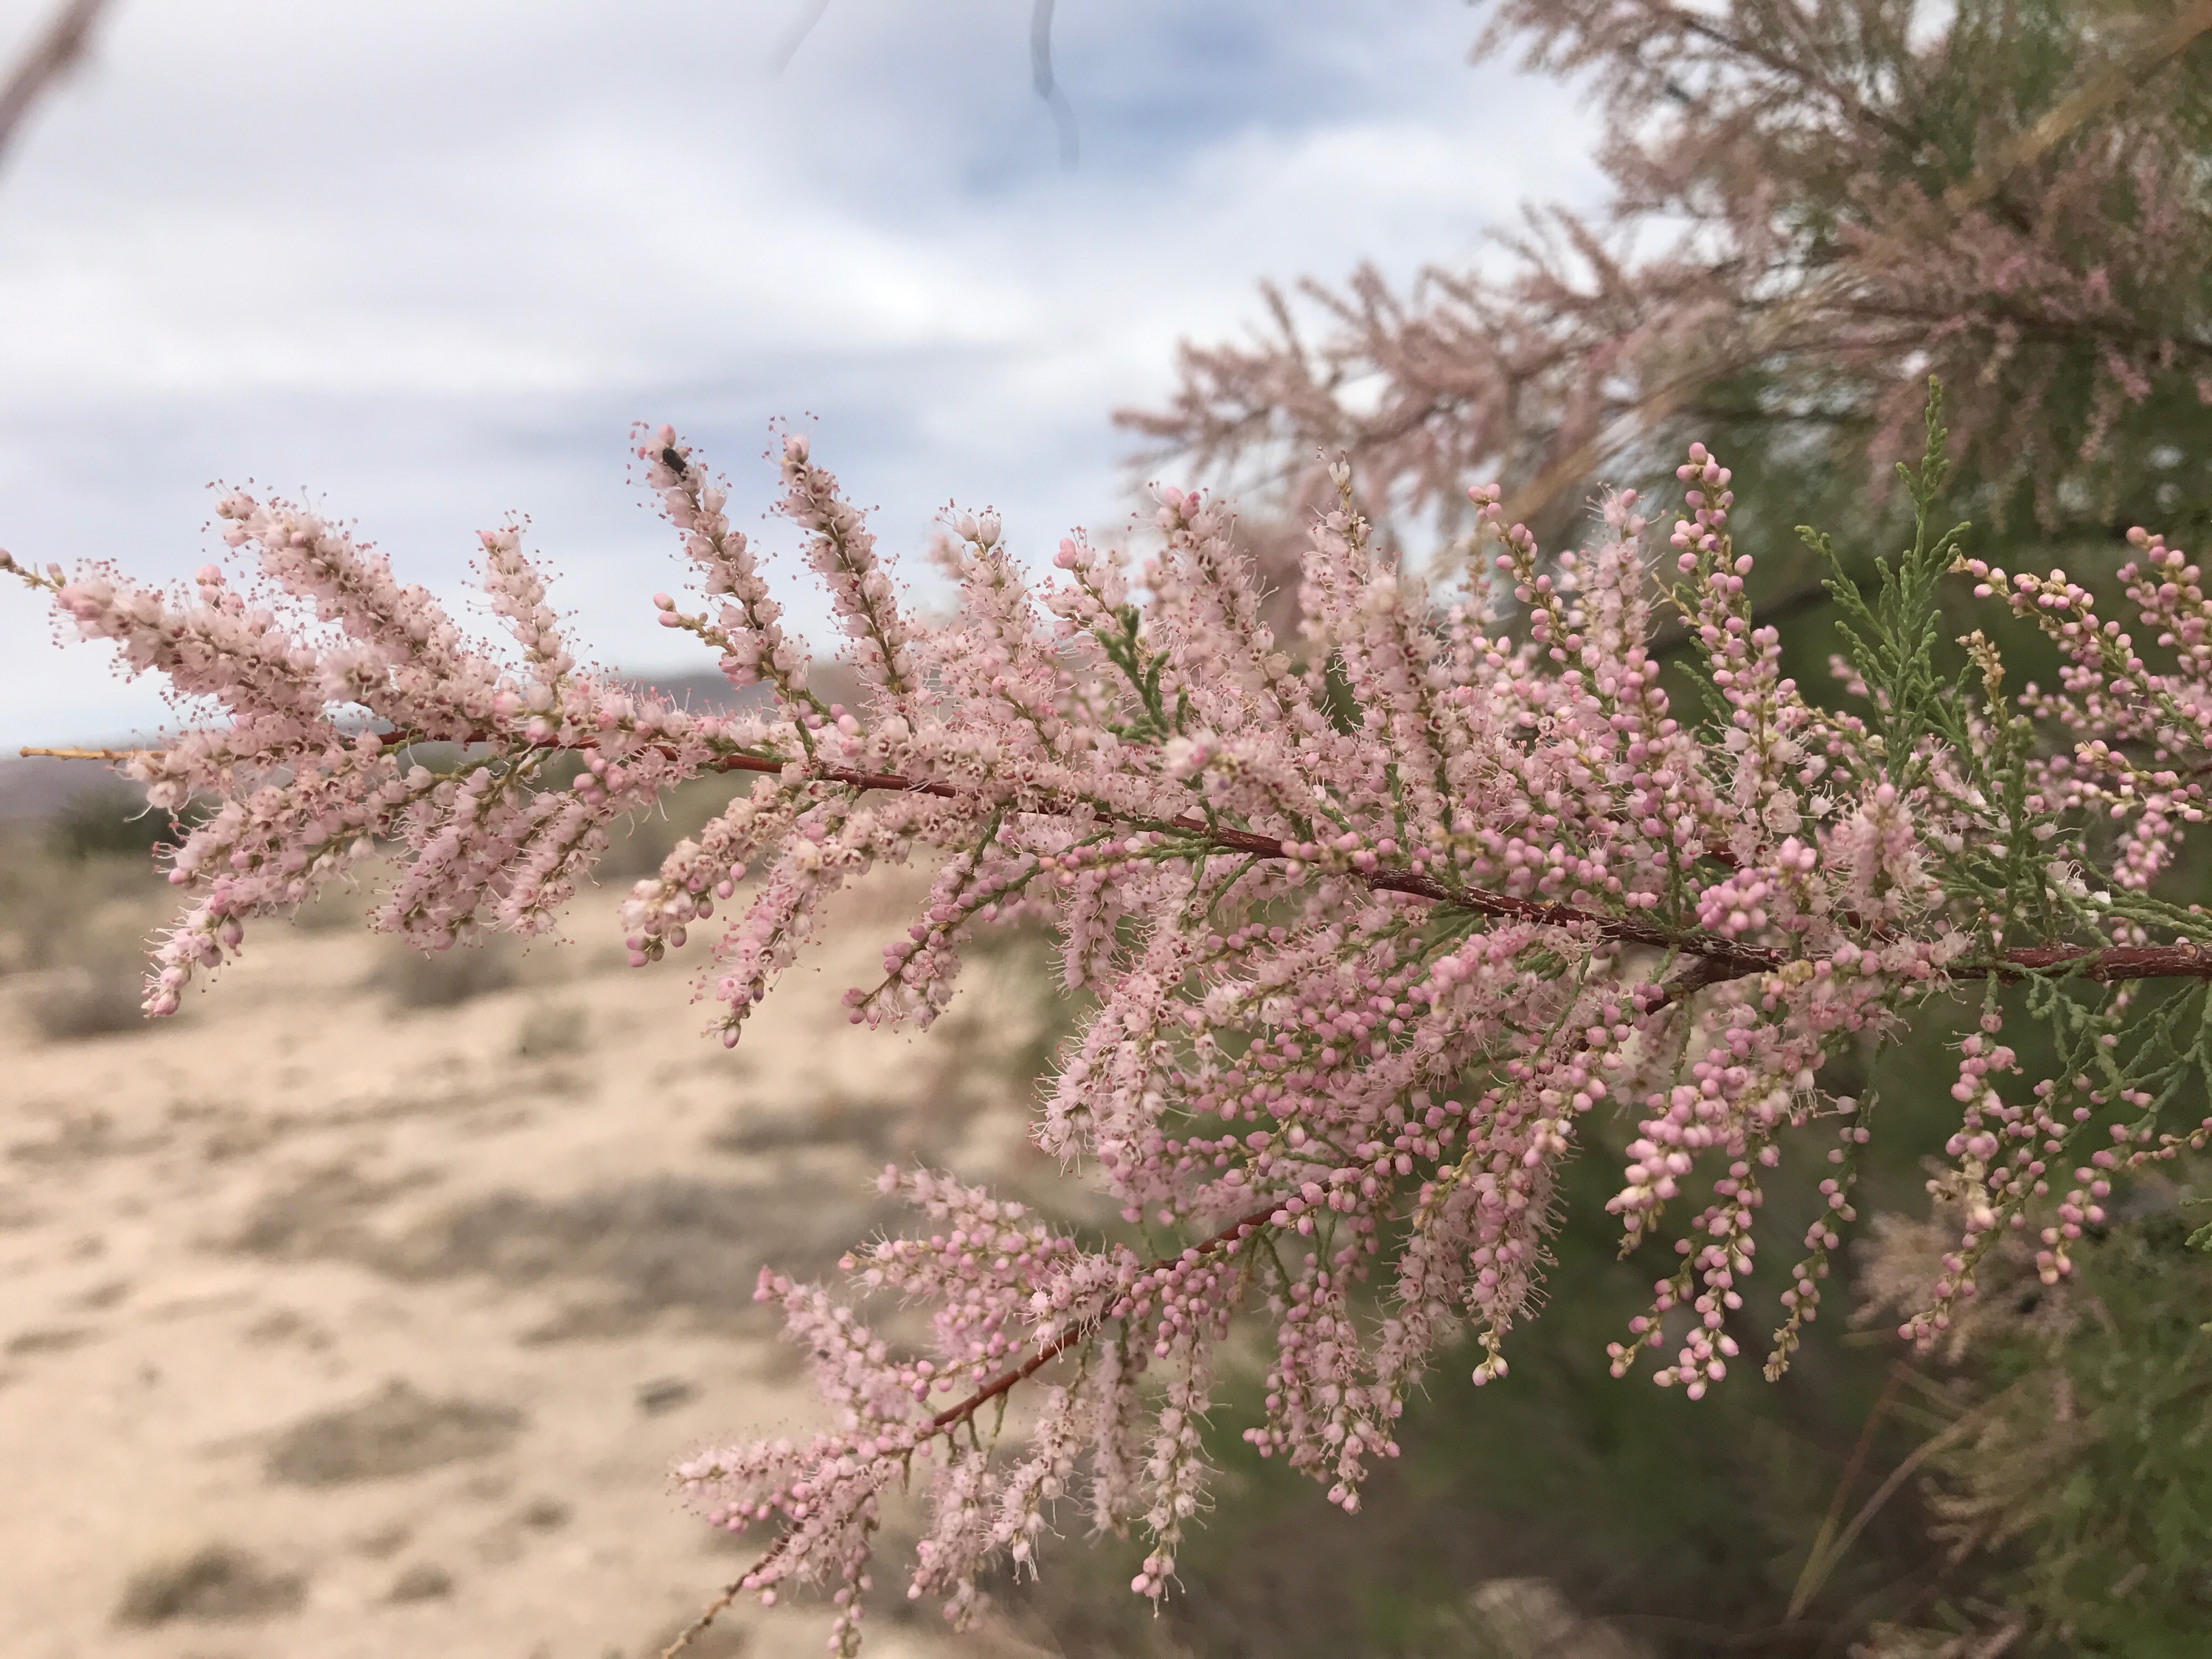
[655,1200,1281,1658]
[28,738,2212,987]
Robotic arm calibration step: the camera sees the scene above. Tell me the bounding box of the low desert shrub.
[18,951,151,1040]
[46,783,180,862]
[371,934,524,1009]
[0,827,173,1040]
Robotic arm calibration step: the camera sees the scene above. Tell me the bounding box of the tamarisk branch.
[12,404,2212,1649]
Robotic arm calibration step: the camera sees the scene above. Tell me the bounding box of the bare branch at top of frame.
[0,0,116,170]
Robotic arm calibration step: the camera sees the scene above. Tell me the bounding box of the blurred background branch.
[1031,0,1079,170]
[0,0,113,170]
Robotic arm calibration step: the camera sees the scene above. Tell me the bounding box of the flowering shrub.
[9,389,2212,1652]
[1130,1,2212,542]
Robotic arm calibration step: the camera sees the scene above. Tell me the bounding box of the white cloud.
[0,0,1599,745]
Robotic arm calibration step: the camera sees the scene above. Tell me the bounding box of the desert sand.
[0,867,1059,1659]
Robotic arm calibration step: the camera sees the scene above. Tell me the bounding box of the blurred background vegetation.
[1099,4,2212,1653]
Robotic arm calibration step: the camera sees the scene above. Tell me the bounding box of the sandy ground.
[0,876,1060,1659]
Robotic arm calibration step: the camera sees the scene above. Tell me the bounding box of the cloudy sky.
[0,0,1597,746]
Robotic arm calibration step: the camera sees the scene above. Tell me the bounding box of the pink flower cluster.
[10,424,2212,1650]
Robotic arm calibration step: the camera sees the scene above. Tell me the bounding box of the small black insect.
[661,445,687,474]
